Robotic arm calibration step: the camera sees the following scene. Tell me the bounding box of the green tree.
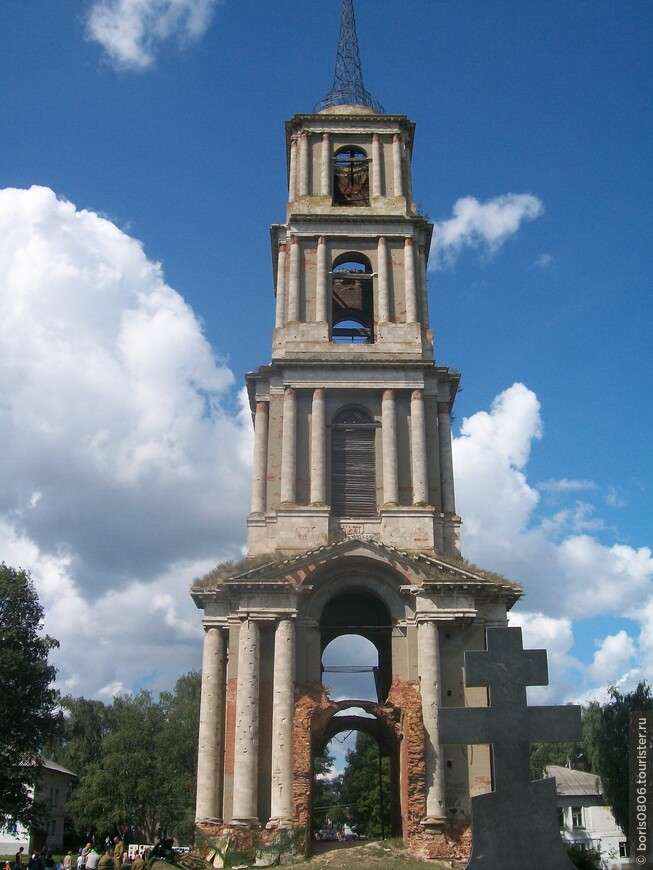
[0,563,60,828]
[339,731,390,838]
[313,747,345,828]
[583,680,653,837]
[63,673,201,843]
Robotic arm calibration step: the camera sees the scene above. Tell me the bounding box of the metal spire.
[314,0,384,113]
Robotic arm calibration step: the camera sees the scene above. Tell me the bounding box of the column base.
[421,815,447,827]
[230,817,260,827]
[266,818,293,830]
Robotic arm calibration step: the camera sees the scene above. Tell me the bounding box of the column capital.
[284,386,296,399]
[382,388,395,402]
[255,401,269,414]
[411,389,423,402]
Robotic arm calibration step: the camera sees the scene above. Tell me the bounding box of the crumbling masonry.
[191,1,522,862]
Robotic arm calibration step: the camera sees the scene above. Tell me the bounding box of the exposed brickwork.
[223,678,237,777]
[292,682,332,830]
[387,677,471,862]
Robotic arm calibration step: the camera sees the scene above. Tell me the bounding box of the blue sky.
[0,0,651,710]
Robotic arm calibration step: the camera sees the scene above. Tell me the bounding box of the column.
[299,131,309,197]
[287,237,300,322]
[437,402,455,514]
[196,626,226,821]
[316,236,328,323]
[280,387,296,504]
[372,133,382,198]
[382,390,398,505]
[411,390,428,504]
[418,620,446,821]
[250,401,269,514]
[269,619,296,826]
[288,136,297,203]
[404,238,417,323]
[231,619,260,823]
[392,133,404,197]
[320,133,330,197]
[310,388,326,504]
[377,237,389,323]
[275,243,287,329]
[418,243,430,327]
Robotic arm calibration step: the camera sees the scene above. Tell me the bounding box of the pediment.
[192,538,521,604]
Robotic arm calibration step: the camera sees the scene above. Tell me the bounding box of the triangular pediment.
[191,538,521,603]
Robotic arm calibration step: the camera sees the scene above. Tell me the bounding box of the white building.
[546,765,629,869]
[0,759,77,855]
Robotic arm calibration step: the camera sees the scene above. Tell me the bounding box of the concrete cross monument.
[439,627,582,869]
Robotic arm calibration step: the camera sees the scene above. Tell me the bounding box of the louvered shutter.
[332,420,376,516]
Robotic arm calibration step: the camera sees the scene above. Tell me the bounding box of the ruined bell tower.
[191,0,521,861]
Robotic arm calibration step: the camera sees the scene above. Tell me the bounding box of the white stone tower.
[192,1,521,861]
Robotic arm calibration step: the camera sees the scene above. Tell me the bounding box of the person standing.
[84,847,99,870]
[15,847,24,870]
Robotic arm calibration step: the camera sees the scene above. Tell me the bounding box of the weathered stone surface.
[440,627,581,869]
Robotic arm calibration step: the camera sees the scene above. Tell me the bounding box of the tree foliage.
[313,747,345,828]
[583,680,653,837]
[339,732,390,838]
[0,563,60,828]
[50,672,201,844]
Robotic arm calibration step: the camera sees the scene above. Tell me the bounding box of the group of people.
[4,841,149,870]
[77,840,146,870]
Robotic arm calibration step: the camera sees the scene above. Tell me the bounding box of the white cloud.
[0,185,252,696]
[429,193,543,270]
[86,0,222,71]
[538,478,596,494]
[534,253,554,269]
[589,631,635,683]
[452,384,653,702]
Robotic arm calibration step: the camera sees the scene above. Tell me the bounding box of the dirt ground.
[288,839,461,870]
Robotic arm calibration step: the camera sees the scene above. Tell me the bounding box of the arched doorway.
[312,703,401,842]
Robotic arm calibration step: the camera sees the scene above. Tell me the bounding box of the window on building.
[619,841,629,858]
[571,806,584,828]
[331,408,377,516]
[557,807,565,828]
[331,256,374,343]
[333,147,369,206]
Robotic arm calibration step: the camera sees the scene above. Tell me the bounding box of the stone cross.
[439,627,582,869]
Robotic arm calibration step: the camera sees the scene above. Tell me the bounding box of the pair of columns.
[288,131,405,202]
[251,388,456,514]
[195,619,296,826]
[274,235,424,330]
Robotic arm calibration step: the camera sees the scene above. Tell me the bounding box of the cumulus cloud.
[0,185,252,696]
[589,630,636,683]
[86,0,222,70]
[453,383,653,702]
[429,193,543,270]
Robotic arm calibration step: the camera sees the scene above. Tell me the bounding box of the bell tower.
[192,1,521,862]
[247,0,461,559]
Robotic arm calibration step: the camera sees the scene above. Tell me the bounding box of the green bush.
[566,844,603,869]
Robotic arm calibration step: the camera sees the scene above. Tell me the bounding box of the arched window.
[331,255,373,343]
[333,146,370,206]
[331,408,377,516]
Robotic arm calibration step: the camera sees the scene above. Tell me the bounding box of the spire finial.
[314,0,384,113]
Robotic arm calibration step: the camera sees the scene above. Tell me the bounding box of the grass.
[289,838,460,870]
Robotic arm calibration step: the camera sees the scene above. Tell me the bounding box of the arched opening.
[330,408,377,517]
[333,146,370,206]
[320,590,391,702]
[322,635,379,702]
[312,710,400,844]
[331,256,374,344]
